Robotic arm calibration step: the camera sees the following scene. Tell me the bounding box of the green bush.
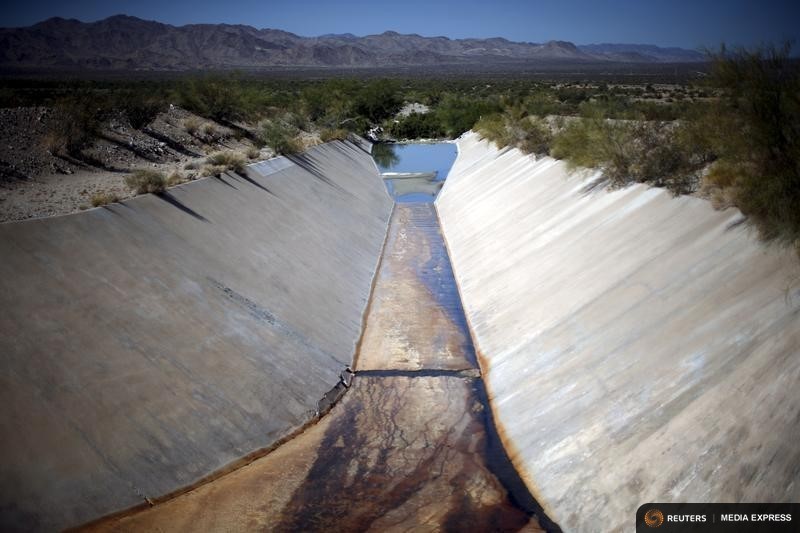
[125,169,166,195]
[475,110,552,157]
[475,113,512,148]
[701,43,800,248]
[354,80,402,122]
[551,117,703,193]
[176,74,263,123]
[524,92,561,117]
[550,118,604,167]
[260,121,301,155]
[436,95,502,137]
[391,112,446,139]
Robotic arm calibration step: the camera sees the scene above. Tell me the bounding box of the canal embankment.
[0,139,392,531]
[436,131,800,532]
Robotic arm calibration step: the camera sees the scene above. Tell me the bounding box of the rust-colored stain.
[87,202,548,532]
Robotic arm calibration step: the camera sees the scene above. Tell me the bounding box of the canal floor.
[91,204,546,532]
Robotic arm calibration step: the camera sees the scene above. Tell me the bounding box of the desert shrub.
[206,151,247,173]
[125,169,166,195]
[551,115,632,183]
[551,117,703,193]
[700,43,800,248]
[556,87,592,107]
[202,123,217,138]
[475,113,512,148]
[245,146,261,159]
[524,92,561,117]
[354,80,403,123]
[546,118,591,163]
[626,122,701,193]
[167,171,185,186]
[176,74,255,122]
[184,117,201,136]
[260,121,301,155]
[475,110,552,156]
[338,116,371,135]
[200,164,227,177]
[44,95,104,155]
[90,191,121,207]
[319,128,349,142]
[301,85,336,122]
[391,112,446,139]
[437,95,502,137]
[119,93,165,129]
[516,117,553,157]
[284,137,306,155]
[284,112,308,131]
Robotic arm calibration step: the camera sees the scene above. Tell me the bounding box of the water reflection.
[371,143,400,168]
[374,142,457,203]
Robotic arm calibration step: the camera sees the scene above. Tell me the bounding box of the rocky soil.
[0,105,268,222]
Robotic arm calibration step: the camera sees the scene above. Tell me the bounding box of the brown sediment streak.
[80,211,398,532]
[435,203,561,528]
[79,208,396,532]
[77,375,353,531]
[80,201,387,530]
[88,200,553,532]
[270,375,532,532]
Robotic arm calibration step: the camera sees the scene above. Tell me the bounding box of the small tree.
[703,42,800,248]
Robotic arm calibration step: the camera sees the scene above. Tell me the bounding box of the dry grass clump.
[185,118,219,141]
[202,123,217,137]
[200,164,228,177]
[320,128,349,142]
[184,117,201,136]
[167,170,186,187]
[245,146,261,159]
[205,151,247,173]
[41,131,67,155]
[125,168,166,195]
[90,191,121,207]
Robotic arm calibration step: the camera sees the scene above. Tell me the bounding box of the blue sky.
[1,0,798,49]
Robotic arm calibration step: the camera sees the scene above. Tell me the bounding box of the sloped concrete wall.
[0,140,392,531]
[436,132,800,532]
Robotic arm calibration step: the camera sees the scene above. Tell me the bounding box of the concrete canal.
[91,143,554,532]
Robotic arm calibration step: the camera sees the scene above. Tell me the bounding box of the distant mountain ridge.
[0,15,706,71]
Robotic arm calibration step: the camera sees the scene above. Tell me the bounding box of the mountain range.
[0,15,706,71]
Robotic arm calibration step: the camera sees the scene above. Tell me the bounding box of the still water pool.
[373,142,457,202]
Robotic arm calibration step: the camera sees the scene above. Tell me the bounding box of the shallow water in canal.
[91,145,551,532]
[375,142,457,203]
